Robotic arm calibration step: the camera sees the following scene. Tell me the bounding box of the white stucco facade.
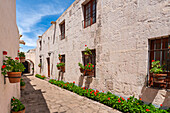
[33,0,170,107]
[0,0,20,112]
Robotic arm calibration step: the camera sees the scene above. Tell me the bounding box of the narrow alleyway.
[20,75,121,113]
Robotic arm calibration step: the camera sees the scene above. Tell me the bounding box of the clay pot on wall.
[79,68,84,73]
[61,66,65,72]
[12,108,25,113]
[7,72,21,83]
[86,69,94,77]
[153,73,167,83]
[59,57,62,60]
[57,67,61,70]
[19,57,25,63]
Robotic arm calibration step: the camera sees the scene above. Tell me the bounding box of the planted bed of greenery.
[48,79,169,113]
[11,97,25,112]
[35,74,46,80]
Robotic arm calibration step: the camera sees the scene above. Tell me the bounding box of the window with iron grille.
[39,40,42,51]
[148,36,170,89]
[82,49,96,77]
[61,55,65,63]
[84,0,96,28]
[60,22,65,40]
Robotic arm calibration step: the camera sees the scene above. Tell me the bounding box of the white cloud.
[17,1,65,51]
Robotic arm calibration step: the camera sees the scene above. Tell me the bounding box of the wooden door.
[47,58,50,77]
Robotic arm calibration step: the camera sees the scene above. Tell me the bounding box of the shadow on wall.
[78,75,93,88]
[20,75,50,113]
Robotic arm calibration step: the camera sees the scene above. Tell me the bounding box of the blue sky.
[16,0,75,52]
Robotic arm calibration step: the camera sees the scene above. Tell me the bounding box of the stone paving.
[20,75,122,113]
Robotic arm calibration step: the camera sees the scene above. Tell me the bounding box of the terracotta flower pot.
[20,85,26,90]
[153,73,167,83]
[61,66,65,72]
[7,72,22,83]
[12,108,25,113]
[86,69,94,77]
[57,67,61,70]
[79,68,84,73]
[59,57,62,60]
[19,57,25,63]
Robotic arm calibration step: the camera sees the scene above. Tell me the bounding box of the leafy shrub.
[56,62,65,67]
[1,56,25,75]
[18,52,25,57]
[78,63,85,69]
[35,74,46,80]
[85,63,94,70]
[150,60,165,74]
[48,79,169,113]
[20,78,25,86]
[11,97,25,112]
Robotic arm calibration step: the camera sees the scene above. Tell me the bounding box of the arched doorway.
[23,59,34,75]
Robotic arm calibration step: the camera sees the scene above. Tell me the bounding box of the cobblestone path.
[21,75,121,113]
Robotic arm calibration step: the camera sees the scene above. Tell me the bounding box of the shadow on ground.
[20,75,50,113]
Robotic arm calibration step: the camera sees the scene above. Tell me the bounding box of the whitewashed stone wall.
[0,0,20,112]
[25,49,36,74]
[35,0,170,107]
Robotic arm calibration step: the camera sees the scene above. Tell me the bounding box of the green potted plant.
[85,63,95,77]
[150,60,166,77]
[84,45,92,59]
[20,78,26,90]
[58,54,62,60]
[56,63,61,70]
[18,52,25,63]
[78,63,85,73]
[11,97,25,113]
[1,56,25,83]
[60,62,65,72]
[38,63,41,67]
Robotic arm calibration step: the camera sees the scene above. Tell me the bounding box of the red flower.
[127,98,130,100]
[85,45,87,47]
[96,90,99,92]
[18,50,20,52]
[139,98,142,101]
[90,91,92,94]
[2,65,6,69]
[3,51,7,55]
[160,104,163,107]
[108,98,110,100]
[89,63,91,64]
[87,90,88,92]
[95,93,97,96]
[152,60,155,62]
[15,57,19,60]
[88,65,91,67]
[118,100,121,103]
[102,91,104,93]
[92,65,94,67]
[51,82,53,83]
[122,97,125,101]
[146,109,150,112]
[85,65,87,66]
[13,99,15,101]
[73,81,75,84]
